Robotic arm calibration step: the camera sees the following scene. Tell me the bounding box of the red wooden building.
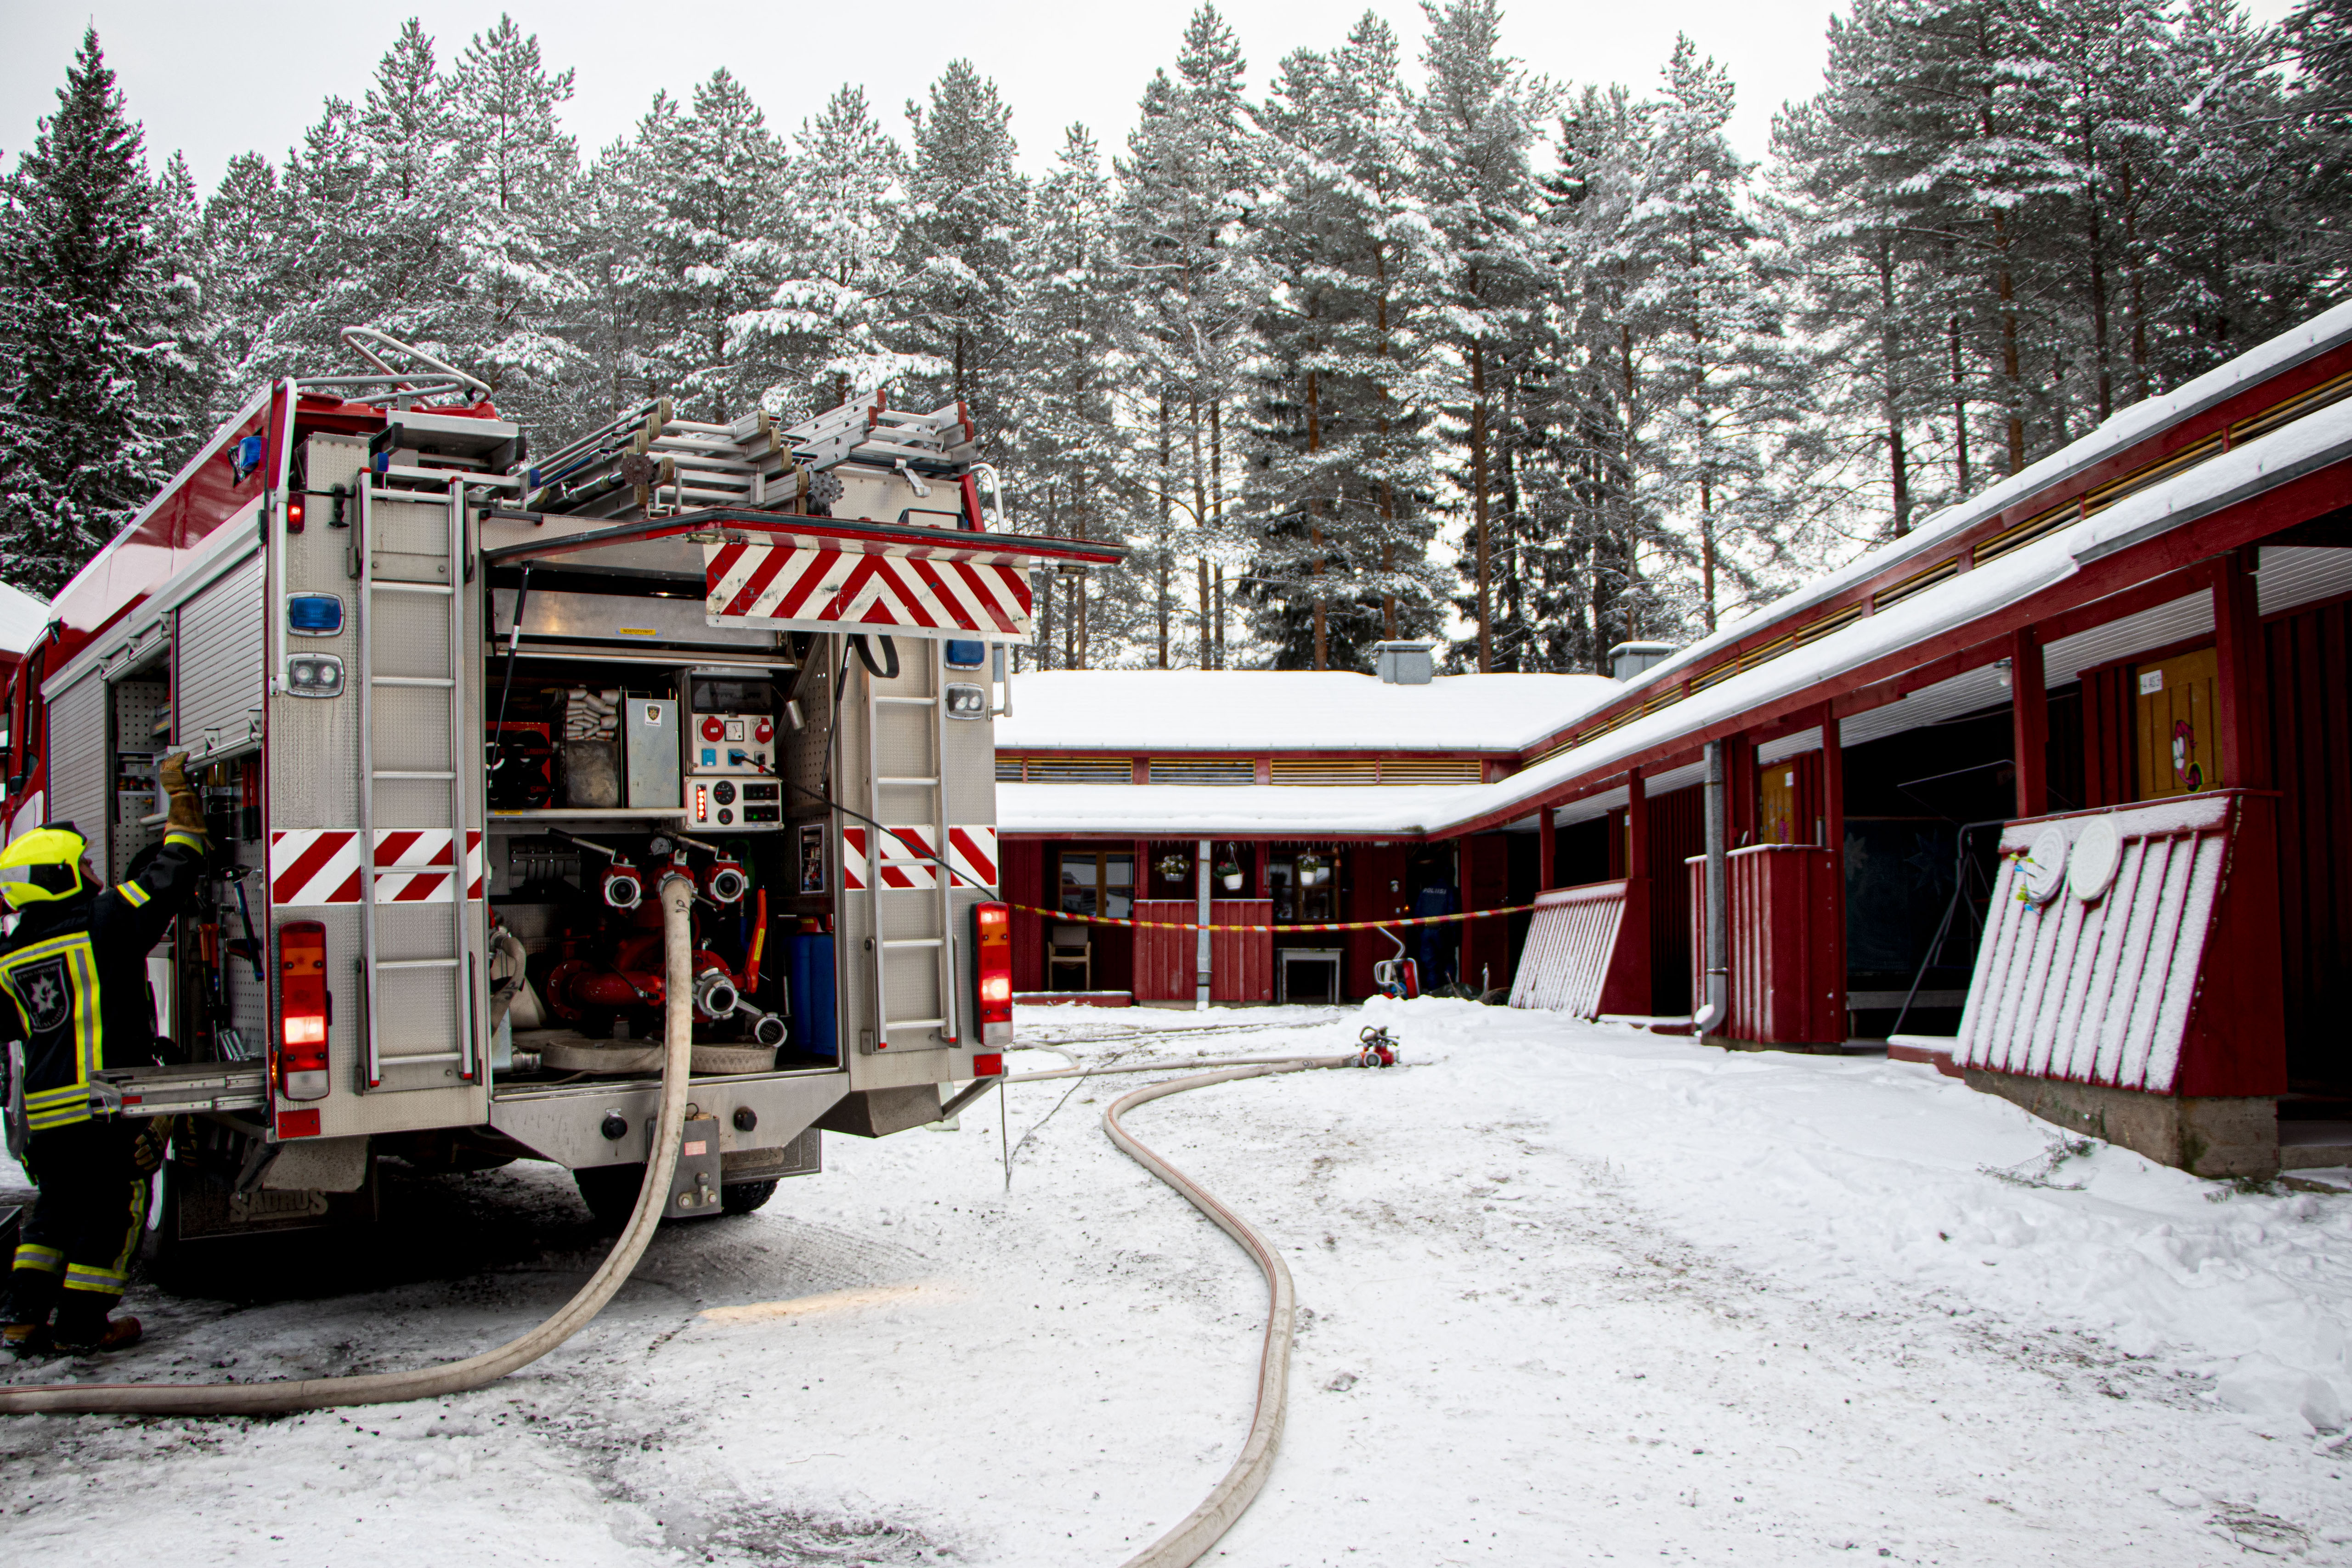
[995,668,1602,1005]
[1001,300,2352,1178]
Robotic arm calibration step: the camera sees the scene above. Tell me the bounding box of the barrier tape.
[1006,900,1536,934]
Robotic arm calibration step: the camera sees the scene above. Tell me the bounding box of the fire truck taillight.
[277,920,331,1102]
[285,493,306,533]
[972,900,1012,1049]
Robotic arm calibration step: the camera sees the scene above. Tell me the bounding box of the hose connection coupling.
[691,968,740,1020]
[1356,1025,1399,1069]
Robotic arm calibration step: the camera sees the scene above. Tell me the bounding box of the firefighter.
[1,753,210,1356]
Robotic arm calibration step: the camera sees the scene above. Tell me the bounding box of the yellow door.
[1759,764,1800,843]
[2133,645,2219,798]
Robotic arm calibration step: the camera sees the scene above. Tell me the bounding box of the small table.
[1278,948,1345,1004]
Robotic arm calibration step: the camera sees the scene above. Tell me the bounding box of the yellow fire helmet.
[0,823,89,908]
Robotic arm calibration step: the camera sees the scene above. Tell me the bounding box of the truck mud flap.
[814,1084,945,1138]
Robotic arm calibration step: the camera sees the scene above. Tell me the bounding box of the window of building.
[1267,849,1339,923]
[1058,850,1133,919]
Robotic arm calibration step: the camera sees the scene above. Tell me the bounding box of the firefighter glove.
[130,1115,174,1176]
[159,753,209,838]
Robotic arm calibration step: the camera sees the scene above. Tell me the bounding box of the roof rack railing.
[293,327,492,410]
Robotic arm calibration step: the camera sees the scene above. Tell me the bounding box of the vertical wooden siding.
[2080,665,2137,809]
[1005,840,1046,992]
[1726,845,1845,1045]
[1131,899,1273,1002]
[1647,787,1705,1015]
[2266,599,2352,1086]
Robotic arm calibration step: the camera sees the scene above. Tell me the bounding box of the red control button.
[700,716,724,742]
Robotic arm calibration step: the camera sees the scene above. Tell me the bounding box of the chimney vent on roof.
[1609,640,1678,682]
[1373,640,1436,685]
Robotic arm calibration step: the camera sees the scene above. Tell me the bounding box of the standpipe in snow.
[0,874,702,1418]
[1096,1053,1363,1568]
[1696,738,1730,1038]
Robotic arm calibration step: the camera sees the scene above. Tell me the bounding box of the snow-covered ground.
[6,999,2352,1564]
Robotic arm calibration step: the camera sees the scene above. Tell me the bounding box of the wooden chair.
[1046,923,1092,991]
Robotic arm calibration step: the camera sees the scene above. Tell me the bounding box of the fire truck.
[0,332,1120,1247]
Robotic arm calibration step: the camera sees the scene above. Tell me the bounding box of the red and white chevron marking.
[841,826,999,893]
[270,829,485,906]
[703,541,1032,638]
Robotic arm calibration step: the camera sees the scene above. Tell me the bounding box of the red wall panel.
[1132,899,1273,1002]
[1689,846,1844,1045]
[1727,845,1845,1046]
[1006,839,1046,993]
[2265,599,2352,1086]
[1647,787,1705,1015]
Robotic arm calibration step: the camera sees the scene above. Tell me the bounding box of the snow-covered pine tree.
[150,152,219,443]
[446,14,584,435]
[1116,5,1263,668]
[1005,126,1130,668]
[1771,32,1956,543]
[1247,12,1445,670]
[631,72,792,419]
[1416,0,1551,671]
[571,105,672,421]
[1603,38,1799,634]
[197,150,283,413]
[217,26,454,391]
[2137,0,2329,382]
[738,84,911,419]
[897,61,1027,438]
[0,29,200,594]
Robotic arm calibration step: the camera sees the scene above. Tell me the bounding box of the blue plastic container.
[786,933,837,1059]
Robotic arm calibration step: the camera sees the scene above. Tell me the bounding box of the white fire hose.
[0,873,699,1417]
[1095,1054,1362,1568]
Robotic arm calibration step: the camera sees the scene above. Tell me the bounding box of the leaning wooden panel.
[1954,791,2284,1098]
[1509,879,1646,1019]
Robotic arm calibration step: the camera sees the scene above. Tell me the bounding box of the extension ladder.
[352,466,501,1088]
[862,640,959,1050]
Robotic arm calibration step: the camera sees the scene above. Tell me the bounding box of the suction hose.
[0,872,700,1417]
[1102,1055,1356,1568]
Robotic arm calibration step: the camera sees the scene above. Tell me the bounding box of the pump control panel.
[685,669,785,830]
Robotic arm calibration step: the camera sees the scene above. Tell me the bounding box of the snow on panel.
[1509,882,1628,1018]
[0,582,49,655]
[1955,795,2236,1093]
[996,669,1618,755]
[998,780,1496,838]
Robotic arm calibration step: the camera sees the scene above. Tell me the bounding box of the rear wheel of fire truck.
[573,1162,646,1228]
[720,1180,777,1215]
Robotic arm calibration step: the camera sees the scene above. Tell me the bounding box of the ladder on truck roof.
[354,465,488,1089]
[863,641,960,1051]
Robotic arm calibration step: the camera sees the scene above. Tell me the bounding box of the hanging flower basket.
[1295,852,1330,887]
[1156,851,1193,883]
[1217,856,1244,891]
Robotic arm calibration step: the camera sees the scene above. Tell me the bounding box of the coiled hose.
[0,873,700,1417]
[1102,1055,1357,1568]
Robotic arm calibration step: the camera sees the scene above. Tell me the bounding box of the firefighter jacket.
[0,831,209,1132]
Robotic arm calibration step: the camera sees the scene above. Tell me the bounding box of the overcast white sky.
[0,0,2298,192]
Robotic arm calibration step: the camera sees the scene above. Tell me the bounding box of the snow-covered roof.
[1422,391,2352,836]
[0,582,50,656]
[998,669,1620,753]
[999,782,1493,837]
[1002,378,2352,840]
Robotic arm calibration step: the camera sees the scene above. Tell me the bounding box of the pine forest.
[2,0,2348,673]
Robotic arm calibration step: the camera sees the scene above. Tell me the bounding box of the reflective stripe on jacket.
[0,831,208,1129]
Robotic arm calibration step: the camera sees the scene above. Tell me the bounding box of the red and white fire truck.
[1,333,1120,1245]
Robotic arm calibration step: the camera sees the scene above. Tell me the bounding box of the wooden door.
[2134,645,2219,799]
